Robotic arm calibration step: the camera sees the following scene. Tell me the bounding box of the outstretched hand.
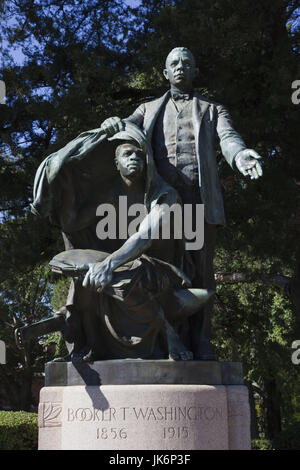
[100,116,124,137]
[82,260,113,293]
[235,149,263,180]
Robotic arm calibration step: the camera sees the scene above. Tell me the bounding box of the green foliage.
[0,411,38,450]
[43,331,68,359]
[0,261,54,410]
[251,439,273,450]
[272,422,300,450]
[47,278,71,359]
[51,277,71,312]
[212,276,300,438]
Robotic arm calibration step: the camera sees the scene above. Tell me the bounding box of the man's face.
[163,50,197,90]
[116,143,146,179]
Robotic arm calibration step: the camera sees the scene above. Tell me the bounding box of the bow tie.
[172,93,191,101]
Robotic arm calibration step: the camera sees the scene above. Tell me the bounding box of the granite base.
[38,360,250,450]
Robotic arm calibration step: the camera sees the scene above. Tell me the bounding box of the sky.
[126,0,141,6]
[1,0,143,67]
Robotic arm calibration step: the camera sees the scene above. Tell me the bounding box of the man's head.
[115,142,146,181]
[163,47,197,91]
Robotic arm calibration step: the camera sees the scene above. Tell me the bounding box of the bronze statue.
[16,47,263,363]
[101,47,263,359]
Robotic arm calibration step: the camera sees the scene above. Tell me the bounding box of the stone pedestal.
[38,360,251,450]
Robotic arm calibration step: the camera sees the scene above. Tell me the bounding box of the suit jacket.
[125,90,246,225]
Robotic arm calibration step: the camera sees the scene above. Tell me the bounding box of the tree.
[0,259,52,410]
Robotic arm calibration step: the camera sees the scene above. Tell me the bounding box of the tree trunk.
[246,380,260,439]
[18,367,33,411]
[215,272,291,288]
[0,368,20,410]
[263,378,282,439]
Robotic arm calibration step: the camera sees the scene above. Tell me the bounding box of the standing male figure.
[101,47,263,360]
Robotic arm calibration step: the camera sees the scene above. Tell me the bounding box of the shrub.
[272,422,300,450]
[251,439,273,450]
[0,411,38,450]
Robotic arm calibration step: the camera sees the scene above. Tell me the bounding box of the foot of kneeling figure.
[165,288,215,361]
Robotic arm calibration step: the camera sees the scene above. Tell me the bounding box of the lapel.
[192,91,210,138]
[192,93,210,187]
[144,91,170,140]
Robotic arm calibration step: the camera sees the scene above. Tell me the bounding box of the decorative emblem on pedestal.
[39,402,62,428]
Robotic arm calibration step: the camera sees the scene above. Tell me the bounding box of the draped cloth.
[32,123,194,359]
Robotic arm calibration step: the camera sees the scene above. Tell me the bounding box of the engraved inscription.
[131,406,223,421]
[64,404,224,444]
[66,405,223,423]
[67,407,117,422]
[163,426,189,439]
[96,427,127,440]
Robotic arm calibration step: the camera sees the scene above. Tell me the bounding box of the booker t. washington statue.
[101,47,263,360]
